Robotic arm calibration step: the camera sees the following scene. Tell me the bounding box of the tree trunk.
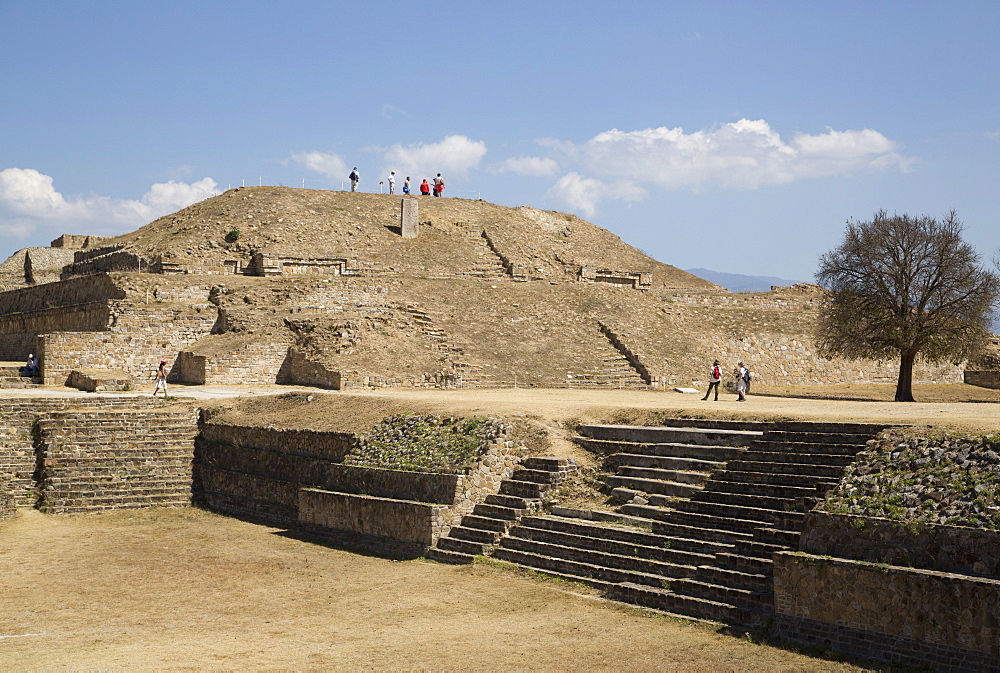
[895,349,917,402]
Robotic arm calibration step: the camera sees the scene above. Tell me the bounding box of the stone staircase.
[426,457,577,564]
[34,407,199,513]
[404,305,490,387]
[482,421,887,626]
[565,331,648,389]
[0,363,41,389]
[460,230,509,281]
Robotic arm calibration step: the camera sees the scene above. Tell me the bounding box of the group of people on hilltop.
[348,168,445,197]
[701,359,752,402]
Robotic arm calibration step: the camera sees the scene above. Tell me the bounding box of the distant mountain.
[685,268,808,293]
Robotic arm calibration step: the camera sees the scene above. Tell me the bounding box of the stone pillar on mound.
[401,199,418,239]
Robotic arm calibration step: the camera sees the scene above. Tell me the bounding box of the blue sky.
[2,1,998,281]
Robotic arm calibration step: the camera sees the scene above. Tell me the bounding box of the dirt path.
[0,508,860,670]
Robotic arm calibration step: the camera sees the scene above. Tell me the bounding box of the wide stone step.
[703,478,819,500]
[575,438,747,461]
[522,456,575,472]
[763,430,878,445]
[448,525,499,545]
[512,468,561,484]
[732,540,787,559]
[426,547,475,565]
[726,461,845,478]
[714,552,775,576]
[616,465,715,484]
[672,500,795,527]
[437,536,488,556]
[490,546,683,588]
[519,515,734,555]
[460,514,513,533]
[499,480,545,498]
[735,451,854,467]
[671,577,772,612]
[472,503,524,521]
[607,583,762,625]
[500,536,697,579]
[749,440,867,455]
[509,525,715,567]
[604,475,703,498]
[605,453,725,472]
[718,469,834,487]
[662,510,771,535]
[753,526,800,546]
[484,493,536,510]
[487,557,617,593]
[695,565,771,593]
[651,520,754,545]
[578,425,762,447]
[692,490,800,512]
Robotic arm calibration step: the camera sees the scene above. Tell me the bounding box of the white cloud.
[380,135,487,178]
[553,119,911,191]
[547,172,645,219]
[494,156,559,177]
[0,167,218,242]
[290,151,349,180]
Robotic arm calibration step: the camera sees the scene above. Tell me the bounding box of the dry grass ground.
[0,508,862,671]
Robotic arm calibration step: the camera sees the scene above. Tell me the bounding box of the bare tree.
[816,210,1000,402]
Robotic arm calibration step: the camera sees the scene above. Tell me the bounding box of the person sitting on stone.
[23,354,39,377]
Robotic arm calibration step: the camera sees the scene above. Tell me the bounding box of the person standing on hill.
[701,359,722,401]
[349,167,360,192]
[402,176,411,195]
[433,173,445,197]
[387,170,396,195]
[420,178,431,196]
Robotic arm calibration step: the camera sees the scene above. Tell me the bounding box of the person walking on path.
[433,173,445,197]
[387,170,396,195]
[349,167,360,192]
[742,363,752,395]
[701,359,722,401]
[735,362,748,401]
[420,178,431,196]
[402,176,411,194]
[153,360,169,398]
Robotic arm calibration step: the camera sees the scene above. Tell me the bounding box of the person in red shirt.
[420,178,431,196]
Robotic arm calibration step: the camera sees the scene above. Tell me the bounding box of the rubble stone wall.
[965,370,1000,389]
[773,551,1000,669]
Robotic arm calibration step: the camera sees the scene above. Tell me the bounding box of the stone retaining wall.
[800,511,1000,576]
[34,408,199,513]
[0,274,124,315]
[38,306,216,385]
[176,342,290,385]
[299,489,448,557]
[0,397,166,507]
[773,552,1000,669]
[199,422,356,461]
[964,370,1000,389]
[194,419,520,548]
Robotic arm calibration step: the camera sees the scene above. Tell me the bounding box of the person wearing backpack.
[701,359,722,401]
[349,167,360,192]
[736,361,749,401]
[742,363,752,394]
